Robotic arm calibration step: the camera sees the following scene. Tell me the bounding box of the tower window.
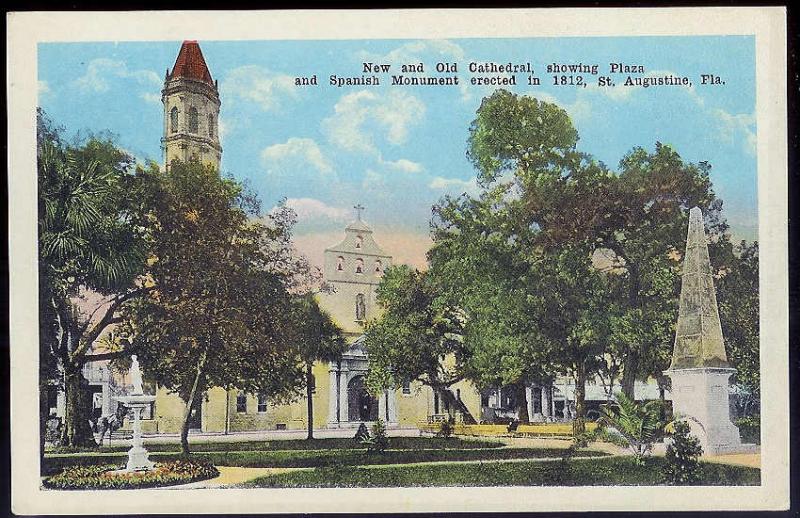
[188,107,199,133]
[336,256,344,271]
[170,107,178,133]
[355,258,364,274]
[355,293,366,321]
[374,260,382,273]
[236,391,247,413]
[257,393,268,413]
[355,235,363,249]
[208,114,215,137]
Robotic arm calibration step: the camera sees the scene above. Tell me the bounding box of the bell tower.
[161,40,222,170]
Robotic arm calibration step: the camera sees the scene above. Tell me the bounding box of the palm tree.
[38,116,149,447]
[599,391,668,464]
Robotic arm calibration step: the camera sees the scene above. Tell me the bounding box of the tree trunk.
[516,382,529,424]
[306,362,314,440]
[39,381,49,464]
[60,366,97,448]
[572,364,587,438]
[621,351,638,400]
[180,355,207,455]
[621,261,641,400]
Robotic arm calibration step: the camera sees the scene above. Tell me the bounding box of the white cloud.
[140,92,161,104]
[38,80,52,100]
[221,65,297,112]
[381,157,423,173]
[359,39,466,65]
[283,198,351,223]
[528,90,592,123]
[713,109,756,155]
[322,89,425,154]
[358,40,471,101]
[261,138,333,174]
[72,58,160,93]
[362,169,387,191]
[217,116,233,139]
[428,176,480,195]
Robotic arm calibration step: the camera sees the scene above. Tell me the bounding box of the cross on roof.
[354,203,365,221]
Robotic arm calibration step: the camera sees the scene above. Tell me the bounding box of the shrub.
[662,420,703,485]
[436,418,455,439]
[362,419,390,454]
[735,416,761,445]
[354,423,370,444]
[599,392,668,465]
[43,458,219,490]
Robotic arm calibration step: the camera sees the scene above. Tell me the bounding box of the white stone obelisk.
[664,207,753,455]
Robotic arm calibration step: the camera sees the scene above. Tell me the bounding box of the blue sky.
[38,37,757,268]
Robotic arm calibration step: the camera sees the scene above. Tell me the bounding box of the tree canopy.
[37,108,150,447]
[120,160,305,453]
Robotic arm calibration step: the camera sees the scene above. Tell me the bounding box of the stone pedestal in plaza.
[664,207,756,455]
[116,394,157,471]
[665,367,748,455]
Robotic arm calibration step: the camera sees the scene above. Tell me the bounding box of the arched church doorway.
[347,375,378,422]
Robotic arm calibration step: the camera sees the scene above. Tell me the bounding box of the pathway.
[158,466,304,489]
[702,452,761,469]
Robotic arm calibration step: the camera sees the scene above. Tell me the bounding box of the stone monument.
[664,207,754,455]
[115,355,157,471]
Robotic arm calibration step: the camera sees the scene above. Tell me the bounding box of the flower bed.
[43,458,219,490]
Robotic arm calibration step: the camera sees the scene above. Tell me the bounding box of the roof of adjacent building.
[169,40,214,85]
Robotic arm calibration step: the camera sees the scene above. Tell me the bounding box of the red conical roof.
[169,40,214,85]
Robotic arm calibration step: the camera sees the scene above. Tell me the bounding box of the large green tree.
[38,109,149,448]
[364,265,465,394]
[715,240,760,415]
[466,90,728,399]
[121,160,302,454]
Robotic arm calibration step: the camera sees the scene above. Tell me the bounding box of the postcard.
[7,7,789,514]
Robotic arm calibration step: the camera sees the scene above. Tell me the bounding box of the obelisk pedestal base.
[665,367,757,455]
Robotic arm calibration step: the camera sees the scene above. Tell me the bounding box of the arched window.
[355,258,364,274]
[355,235,363,249]
[257,393,268,413]
[336,256,344,271]
[236,391,247,413]
[188,107,199,133]
[374,260,382,273]
[355,293,366,321]
[170,107,178,133]
[208,114,215,137]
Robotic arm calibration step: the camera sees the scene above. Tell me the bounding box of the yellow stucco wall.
[148,361,341,433]
[147,367,486,433]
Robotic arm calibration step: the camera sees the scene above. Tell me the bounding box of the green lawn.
[244,457,761,487]
[43,446,606,475]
